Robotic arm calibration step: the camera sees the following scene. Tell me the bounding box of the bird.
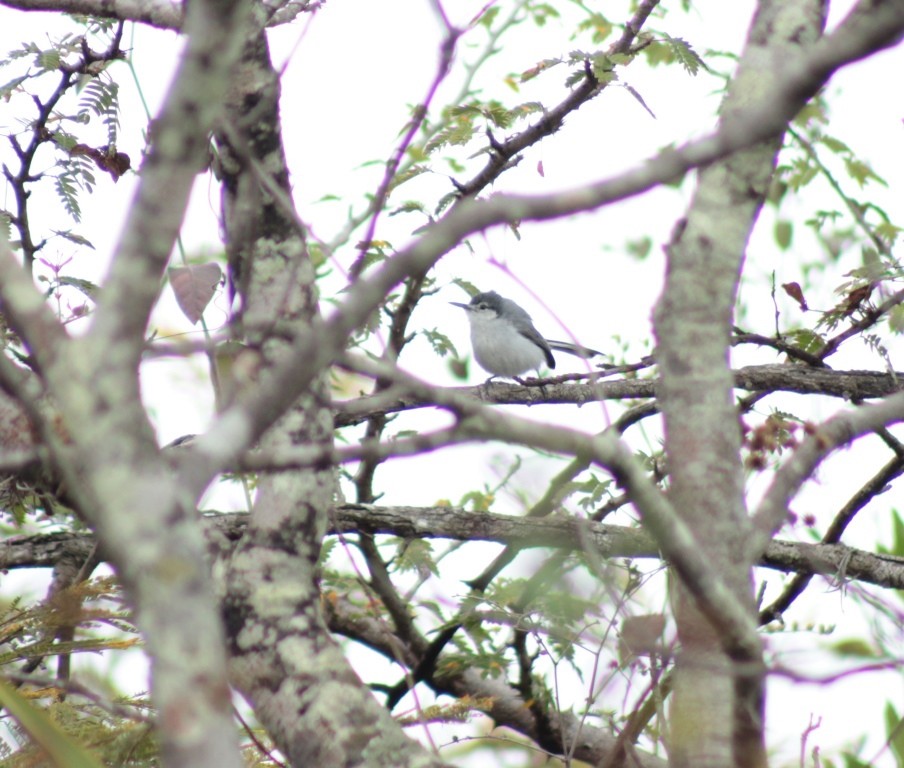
[450,290,602,379]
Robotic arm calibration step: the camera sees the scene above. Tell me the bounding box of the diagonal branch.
[751,390,904,558]
[759,453,904,623]
[0,238,68,371]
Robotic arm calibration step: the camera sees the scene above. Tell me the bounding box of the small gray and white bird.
[450,290,602,379]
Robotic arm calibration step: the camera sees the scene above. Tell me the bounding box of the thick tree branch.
[0,0,261,765]
[333,364,904,427]
[652,2,831,765]
[210,27,450,767]
[0,0,317,30]
[1,0,181,26]
[0,238,68,371]
[3,506,902,596]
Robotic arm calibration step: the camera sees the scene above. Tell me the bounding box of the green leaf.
[0,678,105,768]
[876,220,902,244]
[529,3,560,26]
[844,157,887,188]
[422,328,458,358]
[626,236,652,260]
[424,120,477,154]
[774,219,793,250]
[840,754,871,768]
[37,49,61,71]
[55,173,82,222]
[510,101,544,119]
[793,100,828,128]
[387,164,429,192]
[520,58,561,83]
[434,191,458,215]
[643,41,673,68]
[889,306,904,334]
[52,229,95,249]
[643,36,708,74]
[564,69,586,88]
[452,278,479,297]
[576,13,612,43]
[0,73,28,99]
[885,703,904,768]
[575,473,613,511]
[588,52,615,81]
[829,638,877,658]
[785,157,818,190]
[58,276,100,300]
[459,490,493,512]
[388,200,427,217]
[664,35,707,76]
[395,539,438,577]
[878,509,904,556]
[317,536,337,568]
[406,144,428,162]
[785,329,826,356]
[476,5,499,28]
[1,41,39,66]
[52,130,78,152]
[819,135,851,154]
[77,77,120,145]
[481,100,514,129]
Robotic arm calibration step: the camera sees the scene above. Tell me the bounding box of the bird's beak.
[449,301,472,311]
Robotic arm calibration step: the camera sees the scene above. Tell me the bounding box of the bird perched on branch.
[450,290,603,379]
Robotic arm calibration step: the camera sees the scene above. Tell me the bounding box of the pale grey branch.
[751,390,904,558]
[0,0,319,30]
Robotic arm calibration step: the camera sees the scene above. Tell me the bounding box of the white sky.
[2,0,904,764]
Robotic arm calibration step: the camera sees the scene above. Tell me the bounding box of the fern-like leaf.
[54,172,81,222]
[77,77,120,145]
[664,35,708,76]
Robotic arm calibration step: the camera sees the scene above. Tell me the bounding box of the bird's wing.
[519,327,556,369]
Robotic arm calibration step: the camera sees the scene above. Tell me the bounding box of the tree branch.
[333,364,904,427]
[751,390,904,558]
[0,0,319,30]
[6,506,900,592]
[323,594,669,768]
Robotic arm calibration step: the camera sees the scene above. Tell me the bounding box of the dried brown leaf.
[168,263,223,325]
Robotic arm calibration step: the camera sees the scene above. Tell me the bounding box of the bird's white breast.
[468,311,546,377]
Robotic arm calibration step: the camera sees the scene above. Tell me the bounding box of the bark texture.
[213,31,449,768]
[652,3,826,767]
